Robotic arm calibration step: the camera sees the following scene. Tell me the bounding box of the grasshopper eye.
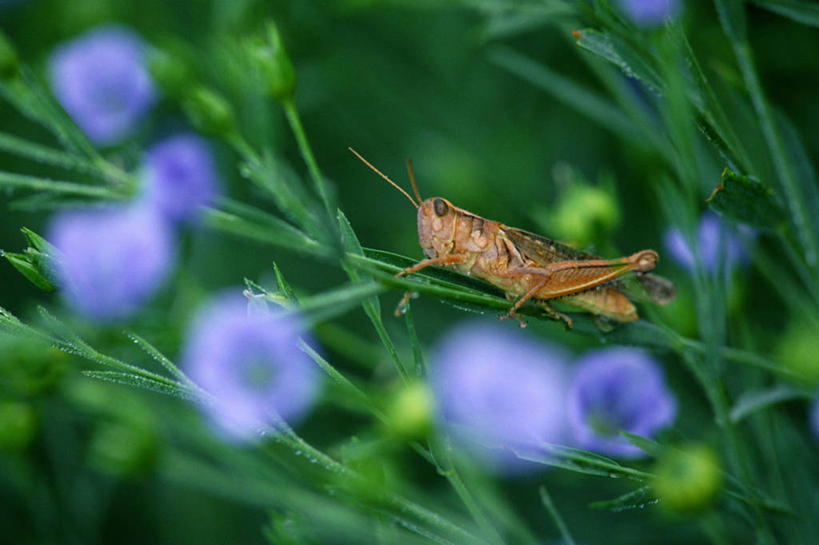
[433,198,448,217]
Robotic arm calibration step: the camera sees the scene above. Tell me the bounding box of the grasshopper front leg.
[393,254,470,316]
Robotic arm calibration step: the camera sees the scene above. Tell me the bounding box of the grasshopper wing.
[503,226,598,264]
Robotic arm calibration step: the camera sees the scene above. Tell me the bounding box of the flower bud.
[386,381,434,439]
[147,45,195,99]
[182,86,236,137]
[551,181,619,247]
[652,444,722,514]
[0,30,18,80]
[246,21,296,102]
[776,320,819,387]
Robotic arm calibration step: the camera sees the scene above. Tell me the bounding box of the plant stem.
[282,99,335,221]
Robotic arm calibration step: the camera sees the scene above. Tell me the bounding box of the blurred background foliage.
[2,0,819,544]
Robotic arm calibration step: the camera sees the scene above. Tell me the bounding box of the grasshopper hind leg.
[534,300,573,330]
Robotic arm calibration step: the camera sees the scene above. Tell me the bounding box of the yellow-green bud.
[551,184,620,247]
[182,86,235,137]
[776,320,819,386]
[246,21,296,102]
[0,30,19,80]
[386,381,434,439]
[147,46,195,99]
[652,444,722,514]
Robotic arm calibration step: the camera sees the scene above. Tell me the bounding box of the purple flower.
[664,212,748,273]
[141,134,220,223]
[48,204,174,321]
[567,348,676,458]
[811,399,819,441]
[183,293,320,441]
[49,25,156,145]
[430,322,569,470]
[618,0,679,26]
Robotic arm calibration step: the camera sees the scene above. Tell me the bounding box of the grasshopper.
[350,148,676,328]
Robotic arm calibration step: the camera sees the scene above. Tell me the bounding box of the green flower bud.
[386,380,434,439]
[551,183,620,247]
[0,401,37,453]
[246,21,296,102]
[182,86,236,137]
[0,29,19,80]
[147,46,195,99]
[652,444,722,514]
[776,320,819,386]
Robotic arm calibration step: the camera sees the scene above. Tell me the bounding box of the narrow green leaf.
[272,262,299,303]
[707,168,786,229]
[729,385,812,423]
[620,432,661,457]
[0,170,126,198]
[0,131,120,181]
[539,485,577,545]
[0,68,99,159]
[20,227,54,254]
[203,202,331,257]
[125,330,197,388]
[294,281,387,325]
[574,28,663,95]
[242,154,326,240]
[1,251,55,291]
[488,46,642,145]
[589,485,655,511]
[751,0,819,27]
[339,209,408,380]
[513,444,651,481]
[81,370,194,400]
[714,0,748,42]
[299,340,385,421]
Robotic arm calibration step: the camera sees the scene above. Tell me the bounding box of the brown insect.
[349,148,676,328]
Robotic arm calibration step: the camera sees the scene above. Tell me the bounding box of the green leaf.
[513,444,651,481]
[242,154,327,241]
[203,200,332,257]
[1,251,55,291]
[0,170,126,199]
[589,485,655,511]
[20,227,54,254]
[488,46,641,145]
[751,0,819,27]
[620,432,661,457]
[82,371,194,401]
[714,0,748,42]
[125,331,197,388]
[294,281,387,325]
[339,210,408,379]
[729,385,812,423]
[272,262,299,303]
[574,28,663,96]
[707,168,786,230]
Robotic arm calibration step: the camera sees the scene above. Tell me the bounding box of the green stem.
[733,41,818,274]
[282,99,335,221]
[269,423,488,545]
[539,485,577,545]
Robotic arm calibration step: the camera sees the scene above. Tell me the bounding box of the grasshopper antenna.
[406,157,422,204]
[349,147,419,209]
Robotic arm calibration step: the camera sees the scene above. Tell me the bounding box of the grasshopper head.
[418,197,457,258]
